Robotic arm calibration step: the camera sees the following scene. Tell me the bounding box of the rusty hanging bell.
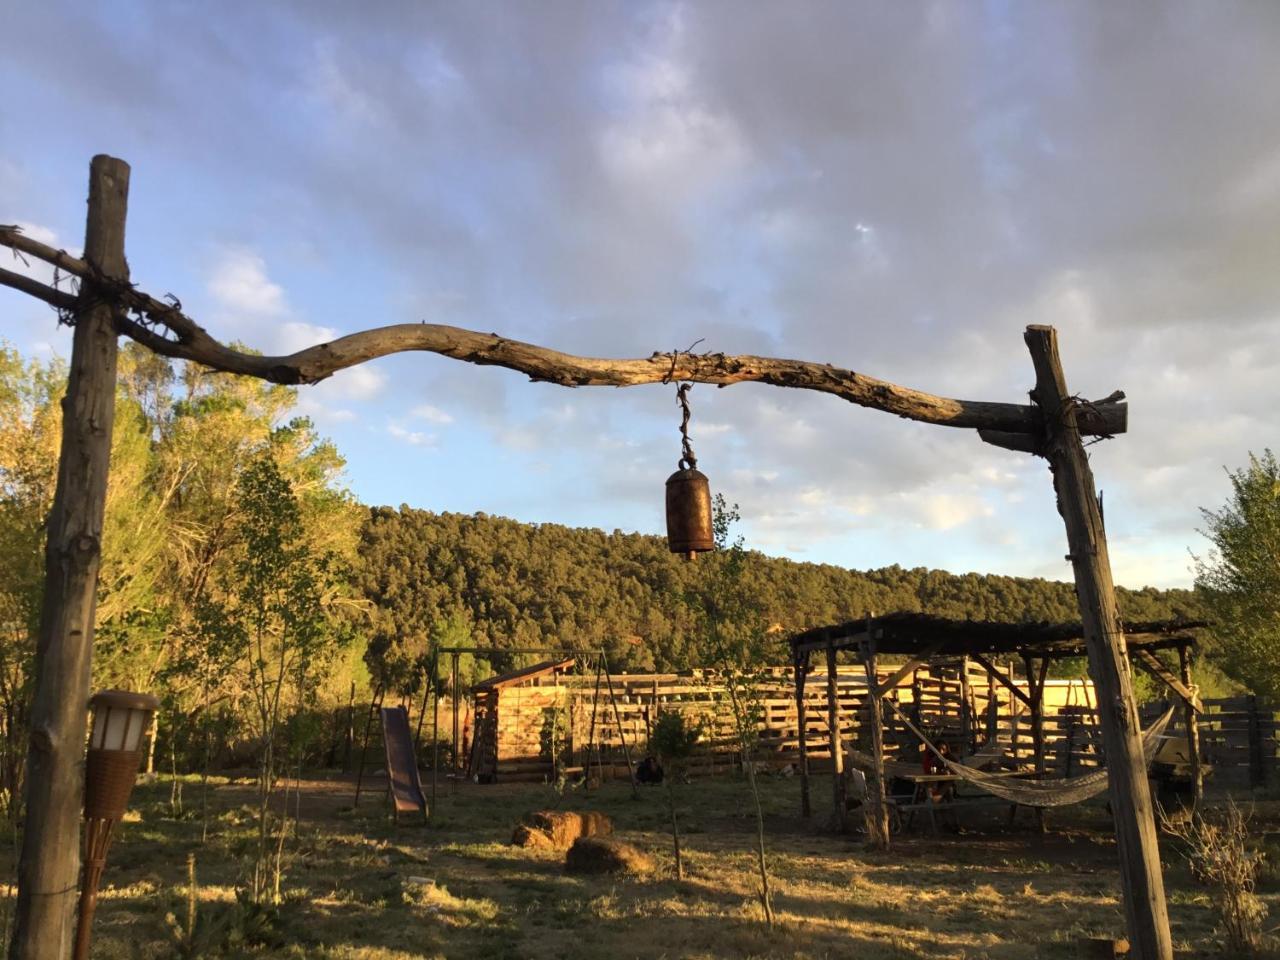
[666,463,713,559]
[664,382,714,560]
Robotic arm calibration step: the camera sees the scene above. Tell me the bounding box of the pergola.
[789,612,1208,835]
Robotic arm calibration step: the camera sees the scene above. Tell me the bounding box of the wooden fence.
[472,666,1280,790]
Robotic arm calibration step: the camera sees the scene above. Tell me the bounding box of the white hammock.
[886,701,1176,809]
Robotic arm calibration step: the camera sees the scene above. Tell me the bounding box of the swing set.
[351,646,641,820]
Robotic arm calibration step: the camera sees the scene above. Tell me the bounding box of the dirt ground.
[2,771,1277,959]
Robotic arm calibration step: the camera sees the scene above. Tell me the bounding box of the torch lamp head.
[84,690,158,820]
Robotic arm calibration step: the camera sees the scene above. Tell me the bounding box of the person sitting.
[923,741,956,802]
[636,755,664,785]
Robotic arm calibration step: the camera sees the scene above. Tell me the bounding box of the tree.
[199,454,349,905]
[680,497,775,927]
[1195,450,1280,699]
[649,710,701,881]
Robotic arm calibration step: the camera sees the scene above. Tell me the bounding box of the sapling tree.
[682,496,776,926]
[201,454,341,904]
[650,710,701,880]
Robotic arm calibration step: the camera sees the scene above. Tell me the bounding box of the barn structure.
[466,636,1103,784]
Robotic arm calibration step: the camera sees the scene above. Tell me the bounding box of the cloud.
[206,248,287,319]
[411,403,454,425]
[387,422,436,447]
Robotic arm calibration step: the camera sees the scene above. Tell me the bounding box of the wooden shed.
[469,658,575,782]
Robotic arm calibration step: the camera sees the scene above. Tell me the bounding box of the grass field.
[2,772,1277,958]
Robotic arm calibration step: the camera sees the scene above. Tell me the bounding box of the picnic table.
[888,768,1032,836]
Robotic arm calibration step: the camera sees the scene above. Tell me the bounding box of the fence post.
[1247,694,1264,789]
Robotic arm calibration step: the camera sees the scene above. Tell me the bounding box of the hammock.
[852,703,1176,809]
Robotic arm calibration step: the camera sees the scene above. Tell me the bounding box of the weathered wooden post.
[1024,325,1172,960]
[10,155,129,960]
[1177,644,1202,807]
[861,632,890,851]
[795,650,811,818]
[826,643,846,832]
[1023,654,1048,834]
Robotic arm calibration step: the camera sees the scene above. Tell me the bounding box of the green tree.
[650,710,701,881]
[200,454,348,904]
[681,497,775,926]
[1195,450,1280,698]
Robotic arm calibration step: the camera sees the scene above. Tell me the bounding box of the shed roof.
[473,657,575,692]
[789,611,1207,659]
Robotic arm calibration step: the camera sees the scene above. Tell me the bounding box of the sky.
[2,2,1278,590]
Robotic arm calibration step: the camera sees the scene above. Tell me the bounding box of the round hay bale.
[564,837,655,876]
[510,823,555,849]
[511,810,614,849]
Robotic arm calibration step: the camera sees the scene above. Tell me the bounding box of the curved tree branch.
[0,266,77,311]
[1,224,1126,437]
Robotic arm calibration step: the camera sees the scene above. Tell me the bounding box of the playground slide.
[381,706,428,821]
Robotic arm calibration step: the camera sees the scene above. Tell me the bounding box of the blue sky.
[3,2,1279,589]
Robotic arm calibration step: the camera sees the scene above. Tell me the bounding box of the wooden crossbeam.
[874,644,944,699]
[1134,649,1202,713]
[971,653,1034,710]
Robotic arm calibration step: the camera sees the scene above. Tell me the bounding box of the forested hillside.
[0,339,1205,791]
[355,506,1201,676]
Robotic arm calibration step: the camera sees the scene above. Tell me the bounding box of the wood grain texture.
[1025,324,1172,960]
[10,156,129,960]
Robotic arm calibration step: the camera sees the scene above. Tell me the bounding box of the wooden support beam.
[1133,649,1202,713]
[1024,654,1049,833]
[451,653,461,774]
[1025,324,1172,960]
[985,660,999,743]
[862,634,890,851]
[795,651,811,818]
[960,656,972,753]
[10,156,129,960]
[971,653,1034,710]
[826,645,846,832]
[1178,645,1203,807]
[601,654,639,799]
[874,644,944,699]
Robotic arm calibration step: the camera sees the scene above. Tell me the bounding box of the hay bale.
[511,810,613,849]
[565,837,655,876]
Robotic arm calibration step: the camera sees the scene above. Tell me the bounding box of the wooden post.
[601,654,638,797]
[1024,325,1172,960]
[796,650,811,818]
[1024,654,1048,833]
[451,652,460,773]
[342,681,356,773]
[1178,645,1202,807]
[1247,694,1263,788]
[960,656,972,754]
[862,635,890,851]
[826,644,846,832]
[985,661,999,744]
[584,655,603,792]
[353,684,381,806]
[430,666,440,816]
[9,156,129,960]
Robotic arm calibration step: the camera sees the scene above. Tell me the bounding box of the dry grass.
[3,774,1279,958]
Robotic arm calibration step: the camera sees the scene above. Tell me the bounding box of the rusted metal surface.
[665,467,713,557]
